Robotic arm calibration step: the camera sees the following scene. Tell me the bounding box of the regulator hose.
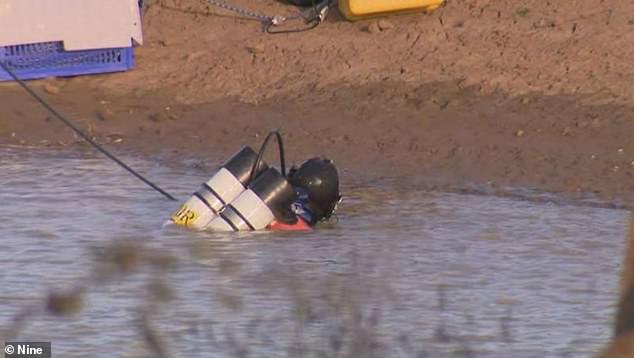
[249,129,286,183]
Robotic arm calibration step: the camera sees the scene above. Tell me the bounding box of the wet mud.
[1,80,633,209]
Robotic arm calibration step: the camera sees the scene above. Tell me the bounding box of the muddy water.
[0,147,630,357]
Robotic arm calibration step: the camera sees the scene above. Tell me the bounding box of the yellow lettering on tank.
[171,205,199,227]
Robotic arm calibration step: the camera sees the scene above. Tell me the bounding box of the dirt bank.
[1,0,633,207]
[92,0,634,106]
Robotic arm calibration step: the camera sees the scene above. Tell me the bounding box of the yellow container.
[338,0,445,21]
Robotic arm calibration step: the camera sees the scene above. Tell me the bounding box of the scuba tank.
[170,146,267,229]
[206,168,298,232]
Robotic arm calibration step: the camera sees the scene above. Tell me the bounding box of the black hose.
[267,0,327,34]
[266,18,321,34]
[0,60,178,201]
[249,129,286,183]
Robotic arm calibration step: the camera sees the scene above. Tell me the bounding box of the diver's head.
[289,157,341,222]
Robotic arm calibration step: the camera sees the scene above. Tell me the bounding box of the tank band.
[193,192,218,215]
[203,183,226,206]
[219,205,256,231]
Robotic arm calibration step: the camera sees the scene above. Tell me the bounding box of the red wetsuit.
[268,216,312,231]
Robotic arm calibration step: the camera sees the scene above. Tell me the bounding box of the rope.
[0,60,178,202]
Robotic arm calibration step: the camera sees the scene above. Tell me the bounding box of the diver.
[268,157,341,231]
[170,130,341,232]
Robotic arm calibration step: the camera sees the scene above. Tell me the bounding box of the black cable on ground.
[265,19,321,34]
[267,0,328,34]
[0,60,178,201]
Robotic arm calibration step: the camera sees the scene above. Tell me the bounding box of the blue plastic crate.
[0,41,135,81]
